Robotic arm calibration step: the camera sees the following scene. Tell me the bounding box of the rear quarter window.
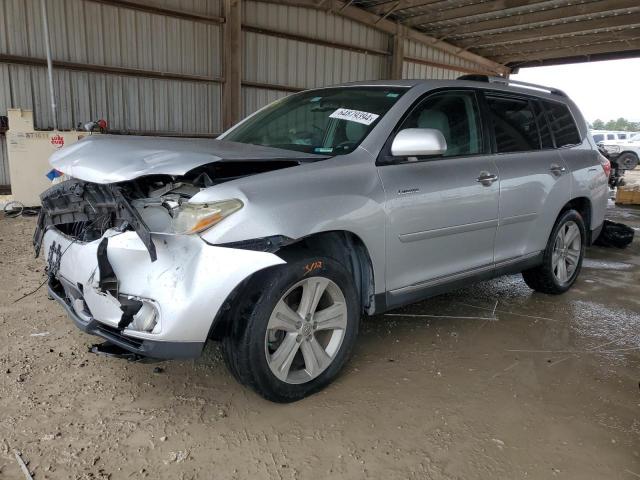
[543,101,581,147]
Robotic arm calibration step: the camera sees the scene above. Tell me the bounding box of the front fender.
[196,154,387,294]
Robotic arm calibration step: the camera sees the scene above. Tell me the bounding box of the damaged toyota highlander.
[35,77,609,402]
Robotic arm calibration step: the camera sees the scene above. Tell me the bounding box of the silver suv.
[35,76,609,402]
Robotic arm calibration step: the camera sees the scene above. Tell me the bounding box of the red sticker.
[50,134,64,148]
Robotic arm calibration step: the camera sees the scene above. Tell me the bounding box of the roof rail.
[457,74,567,97]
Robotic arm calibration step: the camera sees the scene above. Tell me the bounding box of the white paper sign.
[329,108,379,125]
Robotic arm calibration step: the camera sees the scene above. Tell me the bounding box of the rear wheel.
[221,255,359,402]
[522,209,585,294]
[618,152,638,170]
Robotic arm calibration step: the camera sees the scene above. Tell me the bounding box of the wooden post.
[390,32,404,80]
[222,0,242,131]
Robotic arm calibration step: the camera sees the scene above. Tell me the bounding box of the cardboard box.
[6,109,96,206]
[615,186,640,205]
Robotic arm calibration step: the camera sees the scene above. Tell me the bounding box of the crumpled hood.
[50,135,325,184]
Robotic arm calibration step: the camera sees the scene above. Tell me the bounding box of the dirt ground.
[1,189,639,479]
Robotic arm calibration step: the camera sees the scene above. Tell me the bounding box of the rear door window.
[532,100,554,149]
[592,134,604,143]
[543,101,581,147]
[485,95,540,153]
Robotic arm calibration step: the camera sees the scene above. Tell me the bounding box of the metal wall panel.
[1,0,222,76]
[0,63,221,133]
[403,38,488,80]
[122,0,223,16]
[243,0,388,53]
[241,1,389,115]
[243,30,387,90]
[0,0,223,133]
[241,87,289,118]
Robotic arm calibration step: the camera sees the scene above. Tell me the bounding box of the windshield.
[630,133,640,142]
[223,87,407,155]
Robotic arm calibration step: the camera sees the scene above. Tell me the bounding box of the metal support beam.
[242,81,304,92]
[87,0,225,24]
[390,33,405,79]
[0,54,223,84]
[367,0,445,16]
[222,0,242,131]
[404,56,496,75]
[242,25,390,56]
[41,0,57,131]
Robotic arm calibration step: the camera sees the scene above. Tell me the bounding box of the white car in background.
[598,134,640,170]
[591,130,638,144]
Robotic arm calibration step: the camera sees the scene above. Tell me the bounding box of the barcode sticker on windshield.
[329,108,379,126]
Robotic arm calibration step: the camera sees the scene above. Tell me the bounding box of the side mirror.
[391,128,447,157]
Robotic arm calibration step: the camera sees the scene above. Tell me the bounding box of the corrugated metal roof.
[353,0,640,67]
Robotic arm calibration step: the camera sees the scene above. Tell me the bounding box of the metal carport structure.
[348,0,640,68]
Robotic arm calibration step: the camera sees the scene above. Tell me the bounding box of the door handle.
[476,172,498,186]
[550,164,567,176]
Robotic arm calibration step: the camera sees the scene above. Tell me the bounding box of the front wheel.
[522,209,586,294]
[221,255,360,402]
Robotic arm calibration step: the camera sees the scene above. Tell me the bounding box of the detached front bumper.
[43,227,284,359]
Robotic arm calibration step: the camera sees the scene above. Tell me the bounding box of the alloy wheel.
[551,220,581,283]
[264,276,348,384]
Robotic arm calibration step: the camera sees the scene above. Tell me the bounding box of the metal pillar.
[40,0,58,130]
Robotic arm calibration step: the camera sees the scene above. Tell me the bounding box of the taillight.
[600,155,611,177]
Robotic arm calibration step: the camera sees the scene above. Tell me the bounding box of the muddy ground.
[1,193,639,479]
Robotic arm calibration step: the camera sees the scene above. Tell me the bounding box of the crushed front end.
[35,177,285,360]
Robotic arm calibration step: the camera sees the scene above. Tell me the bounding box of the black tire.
[221,254,360,403]
[521,209,586,294]
[618,152,638,170]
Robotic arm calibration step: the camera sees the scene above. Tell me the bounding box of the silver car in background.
[35,76,609,402]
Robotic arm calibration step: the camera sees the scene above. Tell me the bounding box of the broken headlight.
[171,199,243,235]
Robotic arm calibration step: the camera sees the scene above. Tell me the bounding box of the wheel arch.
[207,230,377,341]
[276,230,377,316]
[558,197,593,244]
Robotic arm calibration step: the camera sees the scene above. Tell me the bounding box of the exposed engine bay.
[34,160,299,261]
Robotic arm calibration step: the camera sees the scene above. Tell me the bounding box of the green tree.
[599,118,640,131]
